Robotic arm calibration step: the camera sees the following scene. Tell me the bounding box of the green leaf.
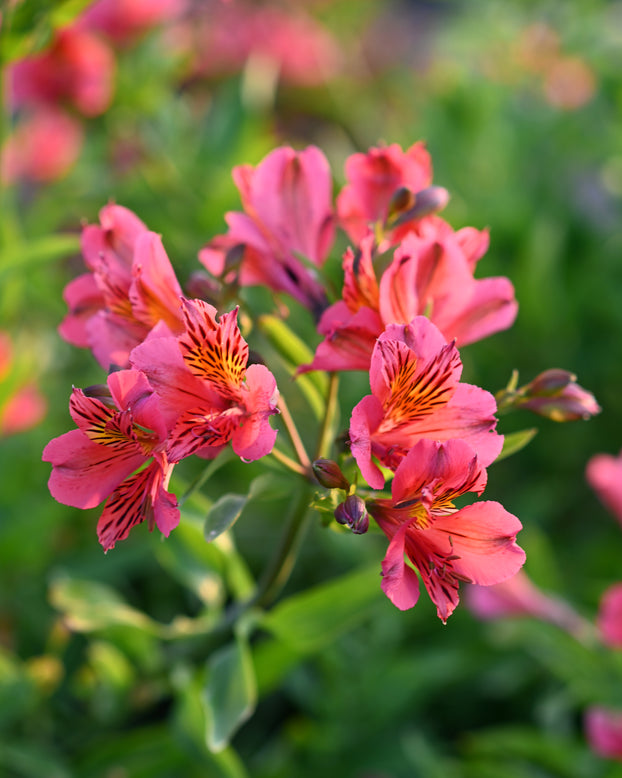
[495,428,538,462]
[0,235,80,278]
[204,634,257,753]
[260,564,383,652]
[204,494,248,543]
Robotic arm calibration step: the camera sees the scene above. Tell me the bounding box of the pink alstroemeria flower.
[8,25,115,117]
[42,370,178,551]
[597,583,622,649]
[79,0,187,46]
[586,450,622,526]
[0,332,47,436]
[131,298,279,463]
[59,205,185,369]
[305,223,517,373]
[350,317,503,489]
[199,145,334,316]
[368,438,525,622]
[585,707,622,761]
[337,141,449,247]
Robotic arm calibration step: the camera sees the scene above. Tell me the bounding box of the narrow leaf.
[495,428,538,463]
[204,494,248,542]
[204,635,257,752]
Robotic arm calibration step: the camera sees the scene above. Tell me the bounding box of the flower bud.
[390,186,450,227]
[313,459,350,490]
[334,494,369,534]
[519,369,600,421]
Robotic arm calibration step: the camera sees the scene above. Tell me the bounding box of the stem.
[270,446,308,477]
[278,393,311,471]
[250,481,314,609]
[315,371,339,460]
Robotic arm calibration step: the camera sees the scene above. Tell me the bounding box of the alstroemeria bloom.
[350,317,502,489]
[597,583,622,649]
[59,205,185,369]
[130,298,279,462]
[79,0,187,46]
[199,145,334,316]
[368,438,525,621]
[585,707,622,761]
[586,450,622,526]
[305,223,517,372]
[42,370,178,551]
[8,25,115,117]
[337,141,449,247]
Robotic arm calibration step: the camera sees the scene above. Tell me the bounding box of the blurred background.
[1,0,622,775]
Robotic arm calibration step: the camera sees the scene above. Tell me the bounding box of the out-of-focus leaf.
[260,564,383,652]
[204,634,257,753]
[0,235,80,277]
[0,742,70,778]
[204,494,247,543]
[495,428,538,462]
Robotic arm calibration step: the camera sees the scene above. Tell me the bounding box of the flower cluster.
[44,139,600,619]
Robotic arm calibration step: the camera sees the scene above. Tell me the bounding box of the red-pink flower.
[199,145,334,315]
[1,109,83,184]
[350,317,503,489]
[368,438,525,621]
[42,370,178,551]
[586,450,622,526]
[0,332,46,436]
[585,707,622,761]
[306,223,517,372]
[8,25,115,117]
[337,142,449,247]
[59,205,185,369]
[597,583,622,649]
[130,298,279,463]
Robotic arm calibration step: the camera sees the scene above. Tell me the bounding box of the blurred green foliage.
[2,0,622,775]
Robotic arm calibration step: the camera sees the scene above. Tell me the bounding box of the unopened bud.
[82,383,116,408]
[313,459,350,490]
[519,369,600,421]
[334,495,369,534]
[390,186,450,228]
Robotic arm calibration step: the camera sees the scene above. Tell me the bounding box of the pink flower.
[42,370,178,551]
[585,707,622,761]
[465,569,586,636]
[130,298,279,463]
[350,317,502,489]
[586,450,622,526]
[59,205,185,369]
[337,142,449,246]
[0,332,46,436]
[8,25,115,117]
[199,145,334,315]
[597,583,622,649]
[306,223,517,372]
[368,438,525,621]
[79,0,187,46]
[1,109,83,184]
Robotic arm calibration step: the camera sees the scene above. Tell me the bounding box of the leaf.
[495,428,538,463]
[0,235,80,278]
[204,494,248,543]
[204,634,257,753]
[260,564,383,652]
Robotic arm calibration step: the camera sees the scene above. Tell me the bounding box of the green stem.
[270,446,308,477]
[315,371,339,460]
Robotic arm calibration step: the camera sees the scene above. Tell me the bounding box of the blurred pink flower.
[350,317,502,489]
[42,370,178,551]
[1,109,84,184]
[597,583,622,649]
[368,438,525,621]
[60,204,185,369]
[174,1,340,87]
[585,707,622,761]
[0,333,46,436]
[305,221,517,372]
[8,25,115,117]
[465,569,587,636]
[337,142,449,247]
[586,450,622,525]
[130,298,279,463]
[199,145,334,315]
[79,0,187,45]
